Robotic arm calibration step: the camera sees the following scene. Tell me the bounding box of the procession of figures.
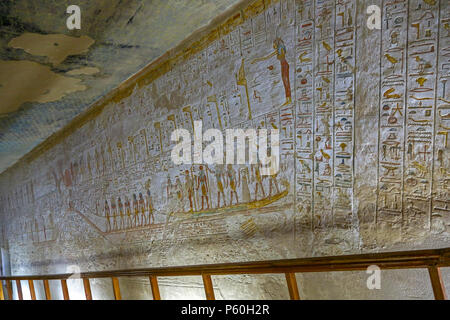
[164,163,288,215]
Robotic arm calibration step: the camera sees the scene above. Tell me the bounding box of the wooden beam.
[202,274,215,300]
[285,273,300,300]
[43,280,51,300]
[6,280,13,300]
[1,248,449,280]
[83,278,92,300]
[28,280,36,300]
[112,277,121,300]
[428,266,447,300]
[15,280,23,300]
[61,279,70,300]
[149,276,161,300]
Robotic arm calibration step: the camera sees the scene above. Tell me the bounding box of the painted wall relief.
[0,0,449,271]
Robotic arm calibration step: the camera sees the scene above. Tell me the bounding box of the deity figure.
[252,37,292,107]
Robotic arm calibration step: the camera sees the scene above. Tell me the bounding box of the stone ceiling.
[0,0,241,173]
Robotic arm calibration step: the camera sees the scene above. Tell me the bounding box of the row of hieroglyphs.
[0,0,449,250]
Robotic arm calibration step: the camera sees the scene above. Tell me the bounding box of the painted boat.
[70,180,290,238]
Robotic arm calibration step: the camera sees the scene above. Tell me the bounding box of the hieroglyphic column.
[333,0,356,229]
[432,1,449,230]
[295,0,315,228]
[313,0,335,229]
[376,0,408,233]
[404,0,439,233]
[354,0,382,248]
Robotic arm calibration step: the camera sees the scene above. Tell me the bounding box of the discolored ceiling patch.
[8,33,95,66]
[0,0,244,173]
[66,67,100,76]
[0,60,86,115]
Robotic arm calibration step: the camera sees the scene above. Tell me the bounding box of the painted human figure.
[23,220,29,242]
[212,165,226,208]
[226,164,239,205]
[146,189,154,224]
[166,176,173,202]
[251,37,292,107]
[34,218,39,243]
[268,171,280,197]
[197,166,210,210]
[133,194,139,227]
[253,163,266,200]
[125,196,132,228]
[239,167,251,203]
[139,193,146,226]
[118,197,124,230]
[111,198,118,231]
[184,170,195,212]
[28,219,34,242]
[104,200,111,232]
[175,177,184,211]
[41,216,47,241]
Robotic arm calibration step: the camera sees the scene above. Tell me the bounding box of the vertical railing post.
[112,277,121,300]
[83,278,92,300]
[43,280,51,300]
[202,274,215,300]
[149,276,161,300]
[15,280,23,300]
[6,280,13,300]
[428,266,447,300]
[0,280,4,300]
[61,279,70,300]
[28,280,36,300]
[285,273,300,300]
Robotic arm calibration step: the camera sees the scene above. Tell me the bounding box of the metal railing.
[1,247,449,300]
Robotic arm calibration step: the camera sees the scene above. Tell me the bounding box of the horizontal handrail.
[0,247,448,300]
[1,247,449,280]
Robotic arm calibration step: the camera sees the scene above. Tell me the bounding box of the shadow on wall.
[1,248,10,277]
